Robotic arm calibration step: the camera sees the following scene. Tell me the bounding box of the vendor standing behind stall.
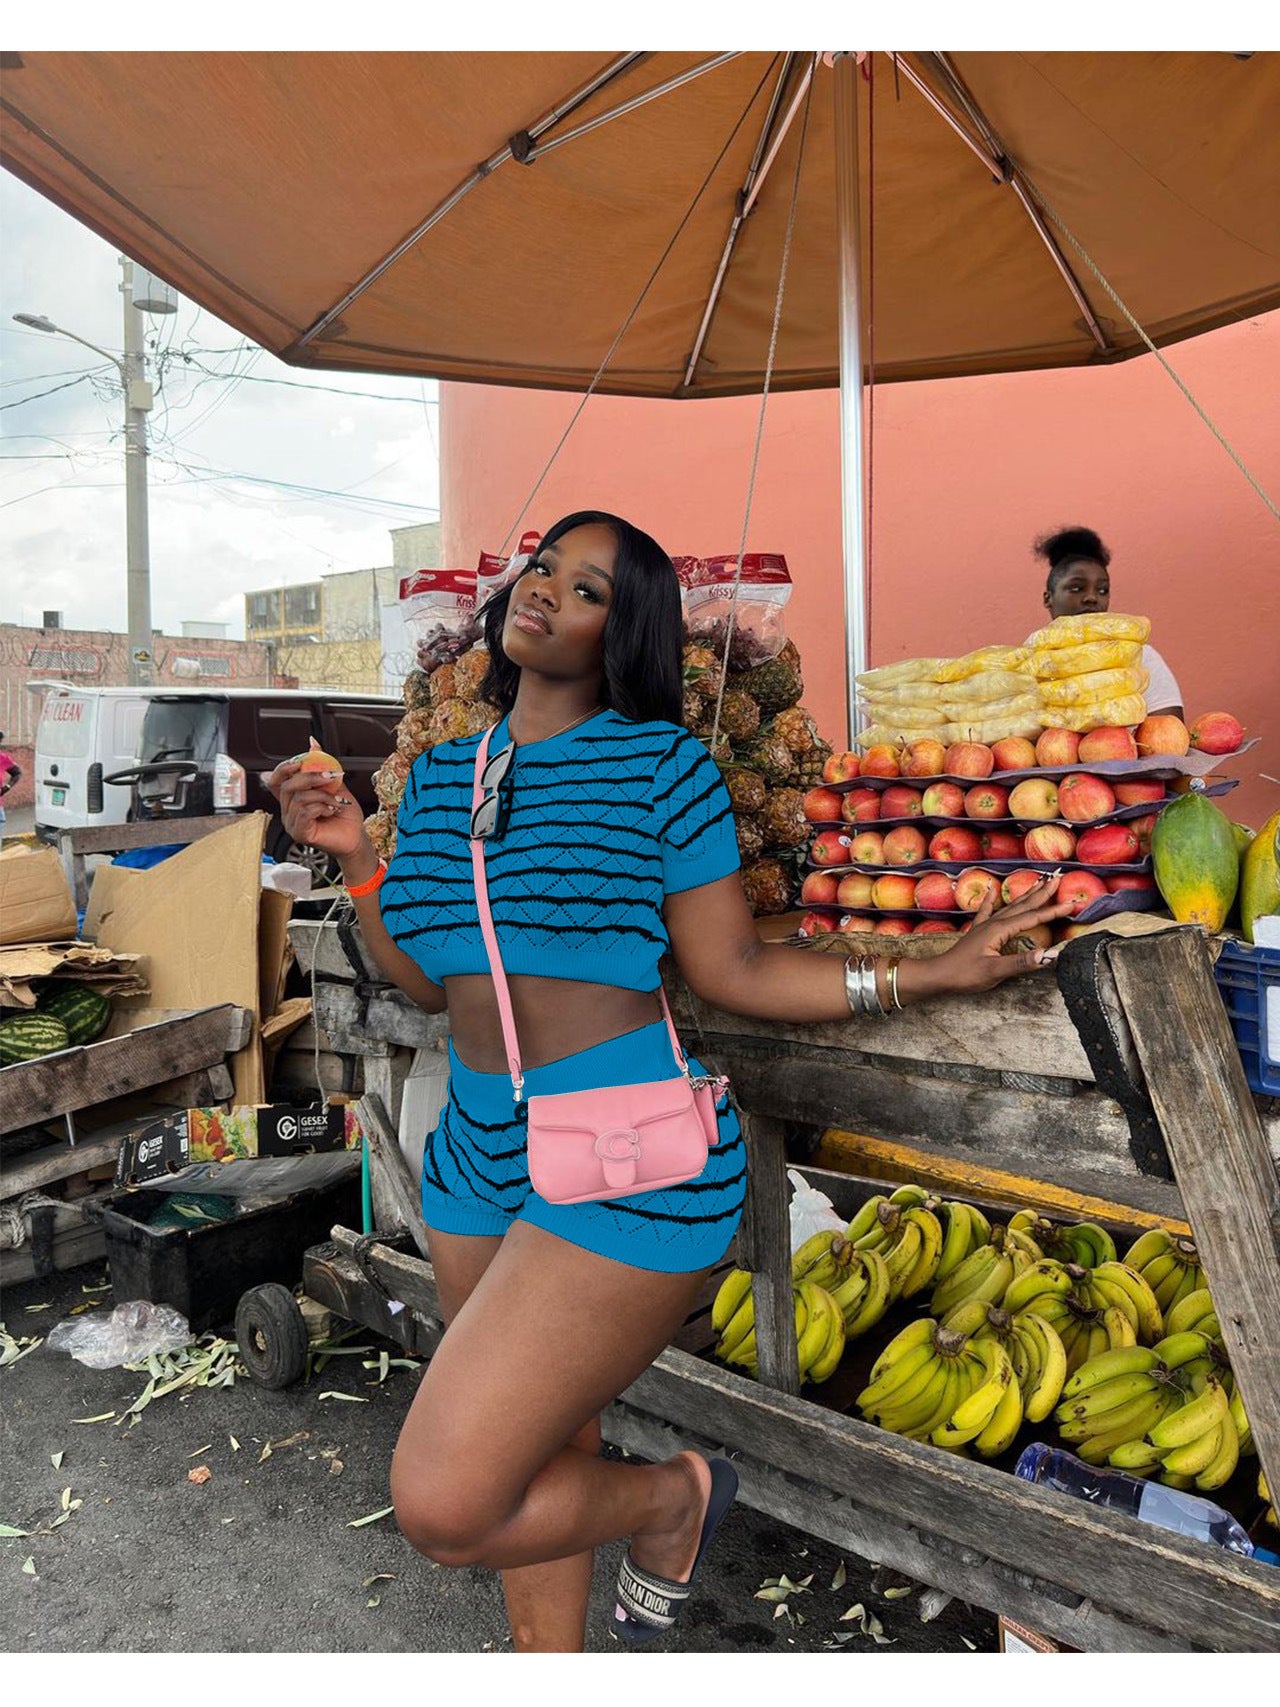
[1032,527,1184,717]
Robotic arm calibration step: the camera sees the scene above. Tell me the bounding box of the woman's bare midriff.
[444,974,664,1075]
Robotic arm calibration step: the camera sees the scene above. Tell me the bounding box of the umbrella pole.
[833,52,869,743]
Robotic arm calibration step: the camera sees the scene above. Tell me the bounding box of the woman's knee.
[390,1445,508,1568]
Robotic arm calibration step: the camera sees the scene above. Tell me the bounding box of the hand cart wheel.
[235,1283,309,1389]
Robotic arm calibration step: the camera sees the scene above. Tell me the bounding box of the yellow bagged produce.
[939,712,1044,744]
[859,697,950,726]
[1031,638,1146,679]
[856,658,945,691]
[940,690,1041,725]
[1052,694,1148,733]
[856,724,945,749]
[1039,666,1150,707]
[933,644,1030,684]
[1027,613,1150,650]
[936,668,1035,704]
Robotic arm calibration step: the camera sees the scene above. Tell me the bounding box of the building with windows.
[244,580,324,645]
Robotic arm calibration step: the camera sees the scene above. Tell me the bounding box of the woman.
[1033,526,1184,717]
[269,510,1072,1653]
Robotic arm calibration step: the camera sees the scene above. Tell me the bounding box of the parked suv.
[106,688,401,872]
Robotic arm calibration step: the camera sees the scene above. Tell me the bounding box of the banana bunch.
[1123,1228,1207,1314]
[791,1228,853,1289]
[931,1335,1025,1459]
[1009,1210,1117,1268]
[998,1257,1161,1373]
[988,1221,1045,1275]
[855,1319,1027,1459]
[929,1239,1017,1319]
[933,1199,993,1282]
[1054,1346,1182,1467]
[711,1270,846,1384]
[1163,1287,1223,1346]
[944,1302,1067,1424]
[847,1196,944,1300]
[791,1228,893,1340]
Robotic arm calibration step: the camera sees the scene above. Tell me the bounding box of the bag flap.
[530,1076,696,1137]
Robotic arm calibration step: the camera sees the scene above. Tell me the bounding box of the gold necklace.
[509,705,601,746]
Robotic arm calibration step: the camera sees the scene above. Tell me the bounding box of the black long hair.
[479,510,683,725]
[1034,525,1111,591]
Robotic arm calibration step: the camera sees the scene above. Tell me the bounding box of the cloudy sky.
[2,170,440,640]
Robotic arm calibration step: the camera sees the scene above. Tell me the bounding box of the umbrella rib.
[914,52,1111,353]
[522,53,741,162]
[683,53,809,391]
[289,53,645,353]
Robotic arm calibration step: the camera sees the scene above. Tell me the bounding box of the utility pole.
[120,258,154,686]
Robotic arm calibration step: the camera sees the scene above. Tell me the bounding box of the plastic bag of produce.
[1052,693,1148,732]
[940,690,1041,725]
[935,667,1034,704]
[859,698,950,728]
[856,657,946,692]
[1031,638,1146,679]
[932,644,1029,684]
[46,1299,191,1369]
[1039,665,1150,707]
[685,553,793,669]
[400,568,481,669]
[787,1167,845,1253]
[476,529,542,607]
[940,711,1045,743]
[1026,612,1150,650]
[856,723,944,748]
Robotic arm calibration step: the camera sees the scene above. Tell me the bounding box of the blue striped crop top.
[380,709,741,992]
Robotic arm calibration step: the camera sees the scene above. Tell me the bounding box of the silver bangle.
[860,956,888,1018]
[843,955,866,1015]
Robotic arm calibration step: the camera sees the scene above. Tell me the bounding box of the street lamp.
[14,257,175,686]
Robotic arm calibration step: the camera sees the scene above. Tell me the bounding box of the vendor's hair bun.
[1034,526,1110,571]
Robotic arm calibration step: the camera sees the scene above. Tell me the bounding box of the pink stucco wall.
[441,311,1280,831]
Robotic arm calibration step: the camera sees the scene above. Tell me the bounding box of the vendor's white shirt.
[1140,644,1183,713]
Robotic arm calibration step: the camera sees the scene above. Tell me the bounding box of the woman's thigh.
[426,1226,505,1327]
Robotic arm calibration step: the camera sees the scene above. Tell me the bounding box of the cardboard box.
[115,1101,362,1187]
[0,845,78,946]
[997,1616,1079,1654]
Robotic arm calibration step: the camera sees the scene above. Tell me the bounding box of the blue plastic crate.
[1213,939,1280,1096]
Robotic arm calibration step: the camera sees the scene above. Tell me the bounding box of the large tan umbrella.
[4,50,1277,698]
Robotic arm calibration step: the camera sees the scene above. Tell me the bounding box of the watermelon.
[0,1013,71,1066]
[1150,788,1240,932]
[38,984,112,1046]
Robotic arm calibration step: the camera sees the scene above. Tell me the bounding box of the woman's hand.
[907,873,1078,1001]
[263,752,373,872]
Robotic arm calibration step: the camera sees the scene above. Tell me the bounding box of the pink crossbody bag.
[470,728,729,1205]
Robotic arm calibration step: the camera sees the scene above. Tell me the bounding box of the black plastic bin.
[99,1172,361,1334]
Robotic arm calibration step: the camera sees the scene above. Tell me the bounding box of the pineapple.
[403,668,433,710]
[715,688,761,745]
[366,807,398,861]
[451,646,491,703]
[428,700,478,744]
[741,857,795,917]
[738,640,803,716]
[428,662,458,707]
[682,643,725,703]
[794,740,832,789]
[396,707,435,758]
[758,787,808,851]
[723,767,767,816]
[683,688,715,736]
[740,734,795,786]
[461,701,500,738]
[736,817,765,862]
[771,706,820,755]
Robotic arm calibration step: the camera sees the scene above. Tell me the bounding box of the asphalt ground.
[1,1260,997,1657]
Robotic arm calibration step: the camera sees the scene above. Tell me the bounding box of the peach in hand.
[299,740,344,791]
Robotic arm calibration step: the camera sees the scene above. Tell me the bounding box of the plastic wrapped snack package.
[932,644,1030,684]
[856,657,946,692]
[400,567,482,668]
[1026,612,1151,650]
[937,667,1035,704]
[684,553,793,669]
[1052,694,1148,733]
[1039,666,1150,708]
[859,698,950,728]
[856,723,944,750]
[939,711,1045,744]
[940,690,1042,725]
[1031,638,1146,679]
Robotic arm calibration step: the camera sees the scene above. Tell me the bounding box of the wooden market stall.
[289,914,1280,1653]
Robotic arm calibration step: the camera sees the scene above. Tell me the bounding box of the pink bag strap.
[469,726,692,1102]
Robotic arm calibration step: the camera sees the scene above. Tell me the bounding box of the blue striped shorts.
[420,1020,746,1273]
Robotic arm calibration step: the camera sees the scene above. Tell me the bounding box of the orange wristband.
[345,858,387,899]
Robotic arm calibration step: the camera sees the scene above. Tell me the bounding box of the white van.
[34,685,151,835]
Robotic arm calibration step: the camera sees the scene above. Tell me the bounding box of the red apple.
[810,830,854,867]
[1106,873,1154,894]
[1002,922,1054,954]
[1058,870,1109,915]
[944,741,995,779]
[990,736,1039,773]
[836,872,876,908]
[1078,726,1138,763]
[849,830,887,866]
[921,782,966,818]
[1057,921,1091,942]
[1058,773,1117,823]
[802,785,844,824]
[1189,712,1245,755]
[955,867,999,911]
[902,738,948,778]
[964,782,1010,820]
[823,750,862,784]
[1023,823,1077,862]
[1001,868,1045,906]
[1035,727,1081,768]
[1113,780,1166,807]
[836,913,874,934]
[1076,822,1141,865]
[872,873,919,910]
[980,829,1026,860]
[861,743,902,778]
[1129,812,1159,854]
[915,872,958,911]
[1135,715,1190,758]
[801,870,840,905]
[883,825,929,866]
[798,912,834,938]
[913,919,959,935]
[881,784,925,819]
[1008,778,1060,821]
[840,787,882,824]
[873,918,914,937]
[928,825,983,863]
